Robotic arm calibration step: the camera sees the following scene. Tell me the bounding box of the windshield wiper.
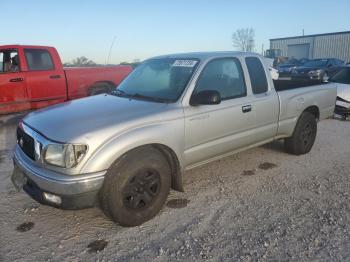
[129,93,171,103]
[111,89,128,97]
[112,90,171,103]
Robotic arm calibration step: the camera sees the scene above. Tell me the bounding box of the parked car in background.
[291,58,344,81]
[0,45,133,114]
[276,58,308,78]
[11,51,336,226]
[329,65,350,119]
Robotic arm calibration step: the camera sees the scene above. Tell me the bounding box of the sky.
[2,0,350,64]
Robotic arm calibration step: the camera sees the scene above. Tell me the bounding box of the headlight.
[44,144,87,168]
[308,70,322,76]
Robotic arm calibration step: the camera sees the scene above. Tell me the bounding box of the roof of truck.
[0,44,54,49]
[151,51,260,60]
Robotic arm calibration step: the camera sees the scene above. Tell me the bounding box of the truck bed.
[275,80,337,138]
[273,79,327,92]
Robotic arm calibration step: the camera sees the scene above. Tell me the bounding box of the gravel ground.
[1,113,350,261]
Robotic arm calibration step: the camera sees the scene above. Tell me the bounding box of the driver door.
[0,49,28,114]
[183,57,256,167]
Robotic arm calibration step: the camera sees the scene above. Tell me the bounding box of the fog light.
[43,192,62,205]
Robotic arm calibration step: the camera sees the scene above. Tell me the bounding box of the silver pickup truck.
[12,52,336,226]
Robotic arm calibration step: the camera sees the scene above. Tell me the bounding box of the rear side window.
[194,58,246,100]
[245,57,268,94]
[0,49,20,73]
[24,49,54,71]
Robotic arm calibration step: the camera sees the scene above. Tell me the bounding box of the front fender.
[80,120,185,174]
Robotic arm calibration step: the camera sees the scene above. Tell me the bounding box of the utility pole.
[105,36,117,65]
[302,29,304,36]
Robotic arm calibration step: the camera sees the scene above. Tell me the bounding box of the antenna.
[105,36,117,65]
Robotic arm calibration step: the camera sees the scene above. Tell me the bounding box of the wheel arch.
[80,121,185,191]
[303,105,320,120]
[152,144,184,192]
[107,144,184,192]
[88,81,116,95]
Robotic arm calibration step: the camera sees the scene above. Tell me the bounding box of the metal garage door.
[287,44,310,59]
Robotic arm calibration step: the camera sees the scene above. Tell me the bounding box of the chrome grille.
[17,127,35,160]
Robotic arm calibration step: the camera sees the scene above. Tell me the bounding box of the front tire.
[284,112,317,155]
[100,147,171,227]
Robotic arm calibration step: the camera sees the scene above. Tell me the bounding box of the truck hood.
[23,94,170,143]
[336,83,350,102]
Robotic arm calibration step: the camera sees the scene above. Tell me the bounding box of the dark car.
[291,58,344,81]
[276,58,308,78]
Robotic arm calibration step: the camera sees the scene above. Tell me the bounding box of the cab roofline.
[150,51,261,60]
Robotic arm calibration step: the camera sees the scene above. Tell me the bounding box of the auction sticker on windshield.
[173,60,198,67]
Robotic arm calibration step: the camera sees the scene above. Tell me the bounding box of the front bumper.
[12,145,106,209]
[277,71,292,77]
[335,100,350,116]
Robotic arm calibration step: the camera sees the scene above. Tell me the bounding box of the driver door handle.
[50,75,61,79]
[242,105,252,113]
[9,77,24,82]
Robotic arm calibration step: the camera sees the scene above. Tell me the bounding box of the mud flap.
[11,165,27,191]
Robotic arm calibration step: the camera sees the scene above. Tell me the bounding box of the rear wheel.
[88,82,115,96]
[284,112,317,155]
[100,147,171,227]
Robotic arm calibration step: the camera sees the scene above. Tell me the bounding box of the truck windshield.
[115,58,199,103]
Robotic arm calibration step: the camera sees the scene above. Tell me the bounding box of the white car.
[330,66,350,119]
[263,58,279,80]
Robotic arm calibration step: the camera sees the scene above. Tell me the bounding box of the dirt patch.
[258,162,277,170]
[0,149,10,164]
[2,118,350,261]
[166,198,189,208]
[0,113,25,127]
[87,240,108,253]
[16,222,34,232]
[241,170,256,176]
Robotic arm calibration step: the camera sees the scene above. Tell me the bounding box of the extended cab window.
[245,57,268,94]
[24,49,54,71]
[194,58,246,100]
[0,50,20,73]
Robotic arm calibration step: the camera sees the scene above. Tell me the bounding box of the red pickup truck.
[0,45,133,114]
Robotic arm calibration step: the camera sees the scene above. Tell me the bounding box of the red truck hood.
[23,94,169,144]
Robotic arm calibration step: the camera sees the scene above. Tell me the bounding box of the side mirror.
[190,90,221,106]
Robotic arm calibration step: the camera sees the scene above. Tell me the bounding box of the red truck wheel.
[88,82,116,96]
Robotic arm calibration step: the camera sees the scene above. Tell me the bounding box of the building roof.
[270,31,350,41]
